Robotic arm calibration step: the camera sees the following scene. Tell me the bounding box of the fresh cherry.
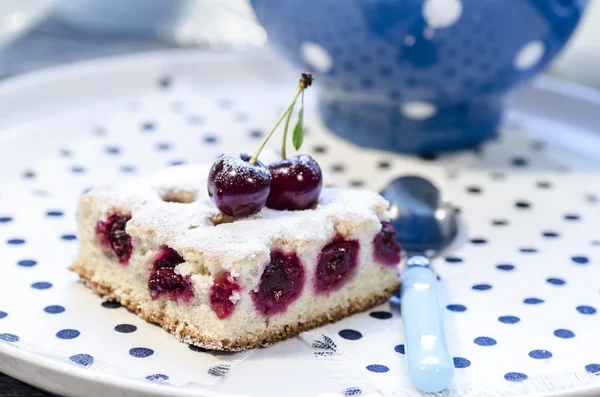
[373,221,402,266]
[266,154,323,211]
[207,74,314,218]
[210,272,241,319]
[95,213,133,265]
[315,239,359,293]
[148,268,194,303]
[153,246,184,270]
[252,251,305,315]
[207,152,271,217]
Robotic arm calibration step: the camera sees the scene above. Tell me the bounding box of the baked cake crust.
[71,262,399,350]
[72,153,401,351]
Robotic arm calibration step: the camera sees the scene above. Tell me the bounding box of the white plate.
[0,50,599,397]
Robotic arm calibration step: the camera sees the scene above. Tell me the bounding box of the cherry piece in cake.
[266,154,323,211]
[95,213,133,265]
[373,221,402,266]
[315,239,359,293]
[148,268,194,303]
[153,246,184,270]
[252,251,305,315]
[208,152,272,218]
[210,272,241,320]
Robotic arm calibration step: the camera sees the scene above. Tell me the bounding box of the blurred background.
[0,0,599,86]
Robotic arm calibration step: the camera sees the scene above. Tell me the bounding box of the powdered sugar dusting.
[209,151,270,190]
[230,290,242,304]
[83,158,391,287]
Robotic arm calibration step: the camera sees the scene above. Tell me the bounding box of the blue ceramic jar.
[251,0,586,153]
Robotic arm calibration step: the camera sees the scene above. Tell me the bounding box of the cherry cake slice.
[72,157,401,351]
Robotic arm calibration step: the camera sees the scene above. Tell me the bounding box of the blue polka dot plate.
[0,50,599,397]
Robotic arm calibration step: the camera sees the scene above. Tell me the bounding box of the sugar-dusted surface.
[206,152,272,217]
[74,155,398,350]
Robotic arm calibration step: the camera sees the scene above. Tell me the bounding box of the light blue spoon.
[380,176,458,393]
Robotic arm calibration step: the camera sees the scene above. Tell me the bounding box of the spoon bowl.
[381,175,457,255]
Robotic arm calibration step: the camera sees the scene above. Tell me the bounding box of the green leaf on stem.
[292,107,304,151]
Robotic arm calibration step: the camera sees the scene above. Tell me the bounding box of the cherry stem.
[281,97,296,160]
[249,74,312,166]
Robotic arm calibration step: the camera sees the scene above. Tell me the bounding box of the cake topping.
[373,221,402,266]
[207,152,271,218]
[208,73,322,216]
[265,73,322,211]
[210,272,241,320]
[315,238,359,293]
[252,250,305,315]
[266,154,323,211]
[95,213,133,265]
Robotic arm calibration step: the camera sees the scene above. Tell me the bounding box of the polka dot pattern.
[576,306,596,315]
[470,238,487,245]
[554,329,575,339]
[529,349,552,359]
[101,301,121,309]
[17,259,37,267]
[31,282,52,290]
[546,278,566,286]
[370,311,392,320]
[572,256,589,264]
[366,364,389,373]
[129,347,154,358]
[70,354,94,367]
[524,298,544,305]
[115,324,137,333]
[498,316,520,324]
[585,364,600,375]
[46,210,64,217]
[454,357,471,368]
[472,284,492,291]
[339,329,363,340]
[44,305,65,314]
[474,337,497,346]
[496,264,515,271]
[519,247,538,253]
[56,329,80,340]
[447,304,467,312]
[0,333,19,342]
[504,372,528,382]
[1,58,599,394]
[343,387,362,396]
[146,374,169,382]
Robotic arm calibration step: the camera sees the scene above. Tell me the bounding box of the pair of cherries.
[208,153,322,217]
[208,73,323,217]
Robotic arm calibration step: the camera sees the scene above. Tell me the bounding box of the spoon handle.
[401,260,454,393]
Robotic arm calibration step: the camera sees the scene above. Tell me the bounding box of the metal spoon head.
[380,175,458,255]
